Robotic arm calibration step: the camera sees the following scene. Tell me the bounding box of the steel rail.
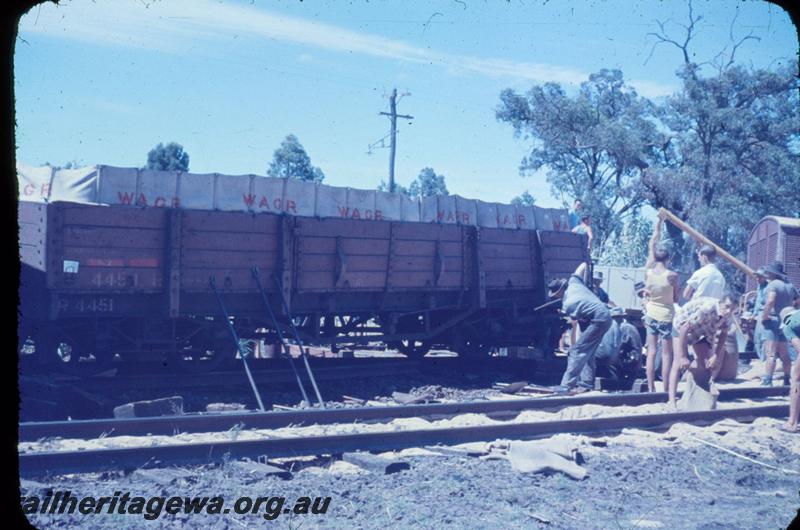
[18,403,788,477]
[19,386,787,442]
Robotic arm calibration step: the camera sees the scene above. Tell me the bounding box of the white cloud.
[18,0,675,95]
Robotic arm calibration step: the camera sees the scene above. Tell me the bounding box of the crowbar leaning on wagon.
[209,275,266,412]
[251,266,315,408]
[271,273,325,408]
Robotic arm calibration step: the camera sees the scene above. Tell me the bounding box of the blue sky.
[14,0,797,207]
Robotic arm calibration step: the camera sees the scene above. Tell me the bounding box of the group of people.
[553,206,800,432]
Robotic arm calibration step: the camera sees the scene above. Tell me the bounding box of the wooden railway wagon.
[17,164,587,373]
[19,200,587,372]
[746,216,800,291]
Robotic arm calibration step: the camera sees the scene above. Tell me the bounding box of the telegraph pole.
[379,89,413,193]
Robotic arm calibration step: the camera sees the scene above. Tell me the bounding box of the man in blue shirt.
[594,309,642,385]
[548,261,612,392]
[568,199,583,229]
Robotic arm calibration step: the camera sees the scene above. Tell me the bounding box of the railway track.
[19,386,789,477]
[18,385,787,442]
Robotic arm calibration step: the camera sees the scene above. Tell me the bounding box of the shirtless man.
[571,215,594,252]
[667,294,737,409]
[760,262,799,386]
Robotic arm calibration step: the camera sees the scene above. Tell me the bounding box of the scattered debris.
[499,440,588,480]
[391,391,435,405]
[526,511,552,524]
[113,396,184,419]
[206,402,247,413]
[499,381,528,395]
[342,395,366,406]
[228,459,293,480]
[423,444,490,458]
[630,378,649,393]
[630,519,665,528]
[132,467,194,485]
[342,452,411,475]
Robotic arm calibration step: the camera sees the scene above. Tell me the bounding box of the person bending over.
[548,262,611,393]
[667,294,737,409]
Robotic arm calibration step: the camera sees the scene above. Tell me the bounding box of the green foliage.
[497,39,799,281]
[267,135,325,182]
[145,142,190,172]
[511,190,536,206]
[408,167,448,198]
[377,180,408,195]
[496,69,658,251]
[596,215,653,267]
[379,168,448,198]
[642,61,800,273]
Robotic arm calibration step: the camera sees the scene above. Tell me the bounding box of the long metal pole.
[209,276,265,412]
[251,267,310,406]
[272,274,325,408]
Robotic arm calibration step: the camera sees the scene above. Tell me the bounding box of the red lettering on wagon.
[337,206,383,221]
[21,183,51,197]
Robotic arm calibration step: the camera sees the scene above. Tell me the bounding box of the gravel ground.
[20,417,800,530]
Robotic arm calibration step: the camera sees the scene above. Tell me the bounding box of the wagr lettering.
[117,192,180,208]
[337,206,383,220]
[496,213,527,226]
[242,194,298,213]
[436,210,471,224]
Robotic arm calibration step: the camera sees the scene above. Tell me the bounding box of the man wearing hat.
[780,306,800,432]
[594,307,642,387]
[548,261,612,392]
[592,270,611,305]
[760,262,799,386]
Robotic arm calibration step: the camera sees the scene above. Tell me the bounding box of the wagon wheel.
[394,339,432,359]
